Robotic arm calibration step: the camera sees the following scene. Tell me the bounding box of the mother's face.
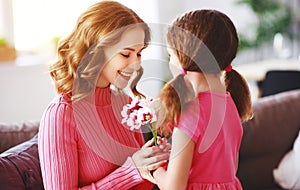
[96,27,146,89]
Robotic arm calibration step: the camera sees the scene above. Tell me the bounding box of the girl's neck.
[185,71,226,96]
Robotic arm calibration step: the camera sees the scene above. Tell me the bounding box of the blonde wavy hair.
[50,1,151,100]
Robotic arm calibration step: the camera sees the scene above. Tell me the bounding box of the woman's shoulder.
[40,94,77,132]
[44,93,74,115]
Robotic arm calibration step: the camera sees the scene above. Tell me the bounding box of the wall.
[0,0,14,46]
[154,0,253,32]
[0,0,254,123]
[125,0,254,97]
[0,59,56,123]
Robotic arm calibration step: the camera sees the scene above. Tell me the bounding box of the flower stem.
[148,123,158,146]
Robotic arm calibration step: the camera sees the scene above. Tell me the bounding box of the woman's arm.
[38,102,153,190]
[82,157,153,190]
[153,127,195,190]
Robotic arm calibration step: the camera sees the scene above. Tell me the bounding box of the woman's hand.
[132,137,171,183]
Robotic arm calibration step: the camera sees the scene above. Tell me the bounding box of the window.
[1,0,158,60]
[0,0,14,46]
[12,0,96,55]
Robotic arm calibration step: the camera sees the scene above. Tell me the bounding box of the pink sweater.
[38,87,153,189]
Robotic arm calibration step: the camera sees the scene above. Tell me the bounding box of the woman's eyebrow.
[123,47,135,51]
[123,46,146,51]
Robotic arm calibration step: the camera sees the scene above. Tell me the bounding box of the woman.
[38,1,170,189]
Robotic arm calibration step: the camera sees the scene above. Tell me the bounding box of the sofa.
[237,89,300,189]
[1,89,300,190]
[0,121,43,190]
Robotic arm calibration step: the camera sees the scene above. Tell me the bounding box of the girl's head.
[50,1,150,100]
[158,9,252,136]
[167,9,238,74]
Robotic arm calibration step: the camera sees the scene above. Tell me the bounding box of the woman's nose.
[129,57,141,70]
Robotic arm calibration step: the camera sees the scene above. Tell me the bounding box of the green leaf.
[0,38,7,46]
[236,0,292,51]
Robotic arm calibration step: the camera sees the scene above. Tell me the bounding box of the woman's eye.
[137,53,142,57]
[120,53,130,58]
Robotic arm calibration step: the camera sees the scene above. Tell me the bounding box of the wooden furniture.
[0,46,16,62]
[235,59,300,81]
[235,59,300,98]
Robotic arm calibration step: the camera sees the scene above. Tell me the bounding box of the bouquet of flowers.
[121,96,158,146]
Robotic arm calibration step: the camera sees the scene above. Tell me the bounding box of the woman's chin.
[113,81,128,90]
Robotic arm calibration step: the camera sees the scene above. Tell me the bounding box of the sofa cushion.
[0,121,40,153]
[237,89,300,190]
[0,134,44,190]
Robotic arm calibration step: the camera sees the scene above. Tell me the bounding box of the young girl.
[38,1,170,189]
[153,9,253,189]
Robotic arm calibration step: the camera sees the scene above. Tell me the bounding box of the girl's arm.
[236,154,239,173]
[153,127,195,190]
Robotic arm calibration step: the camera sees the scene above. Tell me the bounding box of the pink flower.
[121,96,158,146]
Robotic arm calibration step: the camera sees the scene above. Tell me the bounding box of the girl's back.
[176,91,243,189]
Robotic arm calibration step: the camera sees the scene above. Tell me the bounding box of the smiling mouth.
[118,71,132,80]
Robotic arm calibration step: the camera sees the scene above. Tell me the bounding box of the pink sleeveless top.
[177,91,243,189]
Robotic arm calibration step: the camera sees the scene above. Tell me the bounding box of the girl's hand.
[132,137,170,183]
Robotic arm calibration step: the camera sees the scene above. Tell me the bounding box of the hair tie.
[225,65,232,72]
[180,68,187,75]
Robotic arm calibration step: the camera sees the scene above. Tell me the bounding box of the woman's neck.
[185,71,226,95]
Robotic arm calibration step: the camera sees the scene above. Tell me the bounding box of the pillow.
[0,121,40,153]
[0,134,44,190]
[273,130,300,189]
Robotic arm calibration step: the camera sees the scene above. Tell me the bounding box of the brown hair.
[49,1,150,100]
[158,9,252,136]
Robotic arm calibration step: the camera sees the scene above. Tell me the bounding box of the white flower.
[121,106,129,124]
[137,107,157,124]
[121,96,158,146]
[121,96,156,130]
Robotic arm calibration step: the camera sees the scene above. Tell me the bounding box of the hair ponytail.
[156,74,193,137]
[225,69,253,122]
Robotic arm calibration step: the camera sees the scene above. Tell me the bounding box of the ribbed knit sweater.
[38,86,153,189]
